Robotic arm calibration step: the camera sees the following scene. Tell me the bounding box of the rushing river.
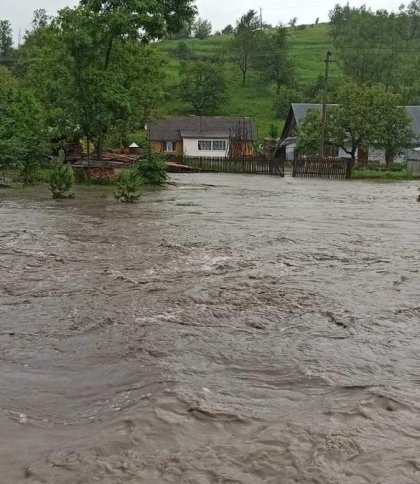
[0,174,420,483]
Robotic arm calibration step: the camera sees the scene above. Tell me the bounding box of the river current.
[1,174,419,483]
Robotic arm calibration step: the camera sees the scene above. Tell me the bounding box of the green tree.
[222,24,234,35]
[0,69,48,182]
[254,26,294,93]
[0,20,13,58]
[230,10,261,86]
[295,108,322,156]
[193,18,212,39]
[28,9,51,33]
[50,149,75,199]
[80,0,196,44]
[113,166,142,202]
[179,60,226,114]
[136,152,167,185]
[20,3,172,162]
[373,101,414,167]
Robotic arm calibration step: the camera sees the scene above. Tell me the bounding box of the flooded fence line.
[292,157,352,179]
[174,156,285,176]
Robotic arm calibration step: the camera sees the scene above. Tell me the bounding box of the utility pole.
[260,7,263,30]
[319,51,332,159]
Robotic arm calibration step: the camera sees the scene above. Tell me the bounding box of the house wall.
[183,138,230,158]
[407,149,420,175]
[150,141,184,156]
[286,144,408,164]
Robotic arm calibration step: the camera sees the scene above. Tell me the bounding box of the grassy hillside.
[155,24,337,140]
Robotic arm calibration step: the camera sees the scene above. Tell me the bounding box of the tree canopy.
[179,60,226,114]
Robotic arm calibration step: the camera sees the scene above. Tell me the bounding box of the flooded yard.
[1,174,420,483]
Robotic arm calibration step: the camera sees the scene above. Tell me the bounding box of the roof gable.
[148,116,256,142]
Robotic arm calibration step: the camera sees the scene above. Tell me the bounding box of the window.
[198,140,227,151]
[212,140,227,151]
[165,141,176,152]
[198,140,212,151]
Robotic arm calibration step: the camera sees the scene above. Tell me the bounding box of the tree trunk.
[385,148,394,169]
[346,151,356,179]
[96,134,103,161]
[241,68,246,86]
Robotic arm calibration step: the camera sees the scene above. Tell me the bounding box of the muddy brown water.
[0,174,420,484]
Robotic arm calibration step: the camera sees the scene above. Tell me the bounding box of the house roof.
[148,116,256,142]
[406,106,420,140]
[282,103,420,139]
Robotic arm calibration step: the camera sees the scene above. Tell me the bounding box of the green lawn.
[154,24,337,141]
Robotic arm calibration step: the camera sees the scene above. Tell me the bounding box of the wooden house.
[147,116,256,159]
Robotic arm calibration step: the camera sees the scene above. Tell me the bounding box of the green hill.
[156,24,337,140]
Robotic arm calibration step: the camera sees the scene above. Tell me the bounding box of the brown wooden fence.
[180,156,285,176]
[292,158,352,179]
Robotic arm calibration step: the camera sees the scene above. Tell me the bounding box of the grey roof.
[291,103,336,124]
[148,116,256,142]
[290,103,420,137]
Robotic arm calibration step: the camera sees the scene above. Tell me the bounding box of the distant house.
[147,116,256,159]
[276,103,420,163]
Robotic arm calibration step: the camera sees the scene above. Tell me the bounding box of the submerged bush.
[136,153,167,185]
[113,167,143,202]
[49,150,75,199]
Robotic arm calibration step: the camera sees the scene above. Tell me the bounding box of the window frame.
[198,140,212,151]
[165,141,176,152]
[212,140,227,151]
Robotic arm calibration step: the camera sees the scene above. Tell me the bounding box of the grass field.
[155,24,338,140]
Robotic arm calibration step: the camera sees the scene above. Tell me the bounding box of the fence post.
[345,158,353,179]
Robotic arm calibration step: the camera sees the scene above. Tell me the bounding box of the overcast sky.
[2,0,404,43]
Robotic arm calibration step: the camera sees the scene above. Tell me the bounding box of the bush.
[113,167,143,202]
[49,150,75,199]
[136,153,168,185]
[19,160,40,186]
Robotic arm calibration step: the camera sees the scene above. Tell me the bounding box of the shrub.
[136,153,167,185]
[19,160,40,186]
[49,150,75,199]
[113,167,143,202]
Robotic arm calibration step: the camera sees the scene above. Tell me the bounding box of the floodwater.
[0,174,420,484]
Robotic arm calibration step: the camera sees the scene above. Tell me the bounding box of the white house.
[147,116,256,159]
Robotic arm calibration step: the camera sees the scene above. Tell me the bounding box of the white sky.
[2,0,405,42]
